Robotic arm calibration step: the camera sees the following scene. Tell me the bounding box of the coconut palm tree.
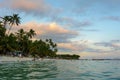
[0,14,20,34]
[16,29,26,41]
[8,14,20,34]
[27,29,36,39]
[1,16,11,28]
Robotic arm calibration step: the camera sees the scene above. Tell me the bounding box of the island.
[0,14,80,61]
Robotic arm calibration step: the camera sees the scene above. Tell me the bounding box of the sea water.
[0,60,120,80]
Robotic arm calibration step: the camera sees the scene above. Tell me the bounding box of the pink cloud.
[12,21,78,43]
[58,43,78,51]
[0,0,57,16]
[20,22,78,35]
[58,43,85,51]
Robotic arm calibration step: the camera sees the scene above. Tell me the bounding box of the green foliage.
[0,14,80,60]
[0,25,6,39]
[0,14,58,58]
[2,14,20,34]
[30,39,57,58]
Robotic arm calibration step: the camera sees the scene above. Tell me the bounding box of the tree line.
[0,14,80,60]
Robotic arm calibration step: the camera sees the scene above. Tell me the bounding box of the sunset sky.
[0,0,120,59]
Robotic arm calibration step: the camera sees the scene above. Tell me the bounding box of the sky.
[0,0,120,59]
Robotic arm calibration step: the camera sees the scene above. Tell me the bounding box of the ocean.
[0,60,120,80]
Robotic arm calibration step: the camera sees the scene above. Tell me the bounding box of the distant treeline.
[56,54,80,60]
[0,14,80,60]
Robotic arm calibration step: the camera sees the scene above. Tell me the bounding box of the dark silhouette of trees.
[56,54,80,60]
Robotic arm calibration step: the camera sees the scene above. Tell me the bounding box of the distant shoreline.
[79,59,120,60]
[0,56,120,62]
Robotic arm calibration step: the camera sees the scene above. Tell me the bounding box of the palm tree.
[0,14,20,34]
[8,14,20,34]
[1,16,11,28]
[16,29,26,41]
[0,25,6,39]
[27,29,36,39]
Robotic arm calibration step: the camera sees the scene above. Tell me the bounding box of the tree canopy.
[0,14,80,60]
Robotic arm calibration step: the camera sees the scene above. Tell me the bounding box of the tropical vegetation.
[56,54,80,60]
[0,14,80,60]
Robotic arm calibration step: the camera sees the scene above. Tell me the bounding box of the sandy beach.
[0,56,33,62]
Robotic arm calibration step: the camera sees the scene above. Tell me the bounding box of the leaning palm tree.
[8,14,21,34]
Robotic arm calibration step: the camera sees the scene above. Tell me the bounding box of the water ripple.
[0,60,120,80]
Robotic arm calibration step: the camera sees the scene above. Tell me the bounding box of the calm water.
[0,60,120,80]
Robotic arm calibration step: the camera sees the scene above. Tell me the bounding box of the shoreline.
[0,56,33,62]
[0,56,120,62]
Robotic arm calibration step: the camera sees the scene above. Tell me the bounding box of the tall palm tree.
[27,29,36,39]
[8,14,20,34]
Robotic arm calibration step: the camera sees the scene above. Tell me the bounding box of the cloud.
[104,16,120,21]
[79,51,120,59]
[12,22,78,43]
[94,40,120,51]
[57,39,118,56]
[58,41,87,52]
[57,40,120,59]
[55,0,94,15]
[0,0,93,29]
[94,42,113,47]
[77,40,120,59]
[80,29,99,32]
[0,0,60,17]
[51,17,92,28]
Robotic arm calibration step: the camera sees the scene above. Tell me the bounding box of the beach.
[0,56,33,62]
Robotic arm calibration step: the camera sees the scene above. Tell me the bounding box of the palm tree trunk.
[8,25,12,35]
